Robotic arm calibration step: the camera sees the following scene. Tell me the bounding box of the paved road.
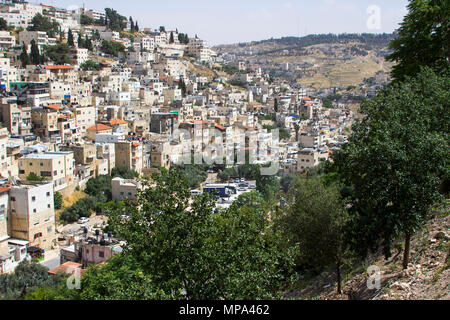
[40,249,61,270]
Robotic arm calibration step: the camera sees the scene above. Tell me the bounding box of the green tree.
[169,32,174,44]
[0,261,65,300]
[77,32,85,48]
[111,167,139,179]
[293,123,300,141]
[322,98,333,108]
[105,8,127,32]
[276,178,352,294]
[54,191,63,210]
[387,0,450,81]
[80,14,94,26]
[332,68,449,269]
[26,172,45,182]
[129,16,134,31]
[0,18,7,31]
[274,98,279,113]
[59,196,99,224]
[80,60,99,71]
[28,13,59,37]
[67,29,74,47]
[30,39,43,65]
[45,43,72,65]
[98,170,295,299]
[101,40,125,57]
[178,77,187,97]
[84,175,113,203]
[85,35,93,51]
[19,44,31,67]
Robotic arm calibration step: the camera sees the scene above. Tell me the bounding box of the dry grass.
[62,190,88,208]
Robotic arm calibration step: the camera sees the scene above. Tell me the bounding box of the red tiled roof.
[0,187,9,194]
[109,119,128,125]
[215,124,226,130]
[302,97,312,101]
[87,124,112,131]
[44,104,63,110]
[45,65,74,70]
[48,262,82,275]
[132,142,140,147]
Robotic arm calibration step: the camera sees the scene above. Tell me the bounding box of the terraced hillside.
[214,33,396,89]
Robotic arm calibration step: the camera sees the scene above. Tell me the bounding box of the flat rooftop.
[21,151,73,160]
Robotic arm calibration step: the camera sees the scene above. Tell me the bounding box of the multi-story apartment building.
[83,9,106,22]
[49,81,71,101]
[31,108,59,140]
[0,100,32,136]
[0,128,9,179]
[115,141,143,174]
[134,36,155,52]
[19,31,57,51]
[73,106,96,134]
[0,2,43,29]
[96,143,115,175]
[18,151,75,192]
[45,65,77,84]
[0,31,16,49]
[111,177,140,201]
[297,148,320,172]
[8,181,56,251]
[0,186,9,255]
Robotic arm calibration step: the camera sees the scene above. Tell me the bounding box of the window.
[11,197,15,201]
[48,204,51,208]
[98,251,104,258]
[47,226,52,233]
[34,233,42,239]
[53,170,57,175]
[46,192,50,197]
[33,209,37,213]
[32,196,36,201]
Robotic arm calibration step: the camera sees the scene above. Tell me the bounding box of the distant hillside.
[215,33,397,90]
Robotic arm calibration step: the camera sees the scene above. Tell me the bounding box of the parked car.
[78,217,90,224]
[249,184,257,189]
[238,187,246,192]
[240,178,245,182]
[190,190,202,196]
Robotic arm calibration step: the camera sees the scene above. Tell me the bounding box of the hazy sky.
[42,0,409,45]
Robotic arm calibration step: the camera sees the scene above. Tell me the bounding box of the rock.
[391,281,410,291]
[435,232,449,241]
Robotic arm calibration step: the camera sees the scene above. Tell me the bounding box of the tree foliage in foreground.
[331,68,449,268]
[78,169,295,299]
[387,0,450,81]
[275,178,352,294]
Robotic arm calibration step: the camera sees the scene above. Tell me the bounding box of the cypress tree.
[19,43,31,67]
[68,29,74,47]
[30,40,41,65]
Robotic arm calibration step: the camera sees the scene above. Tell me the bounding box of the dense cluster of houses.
[0,1,354,274]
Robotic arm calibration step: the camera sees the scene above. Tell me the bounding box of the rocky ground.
[286,206,450,300]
